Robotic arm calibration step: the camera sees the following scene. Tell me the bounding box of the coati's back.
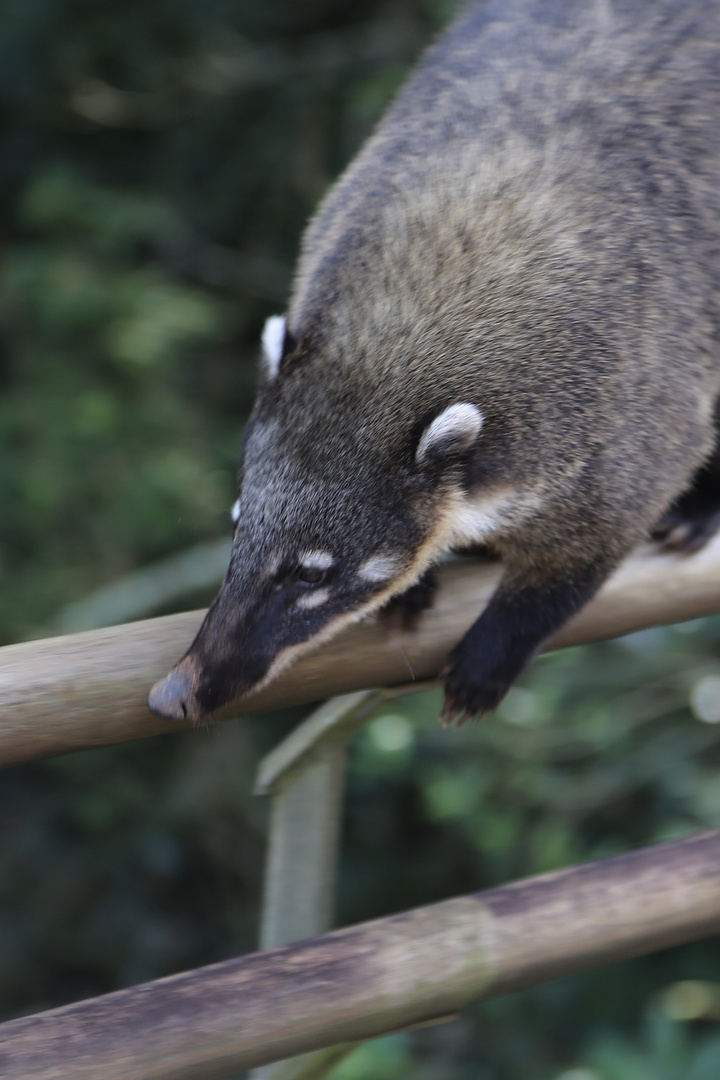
[293,0,720,457]
[150,0,720,724]
[298,0,720,312]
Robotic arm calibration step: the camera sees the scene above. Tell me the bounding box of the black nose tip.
[148,660,197,721]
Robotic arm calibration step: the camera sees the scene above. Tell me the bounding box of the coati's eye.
[297,566,327,585]
[294,550,335,586]
[273,560,331,590]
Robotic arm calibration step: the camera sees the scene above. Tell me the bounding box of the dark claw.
[448,677,503,716]
[439,709,455,728]
[440,671,506,726]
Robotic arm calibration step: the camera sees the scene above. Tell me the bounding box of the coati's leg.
[440,562,608,725]
[652,450,720,553]
[382,568,438,630]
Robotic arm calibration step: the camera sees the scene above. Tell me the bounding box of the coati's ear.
[415,403,484,467]
[261,315,296,381]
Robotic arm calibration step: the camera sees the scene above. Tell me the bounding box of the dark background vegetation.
[2,1,720,1077]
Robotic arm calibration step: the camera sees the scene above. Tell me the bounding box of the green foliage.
[2,3,720,1080]
[331,1035,411,1080]
[0,167,233,638]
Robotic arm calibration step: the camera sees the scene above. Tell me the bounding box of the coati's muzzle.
[148,587,285,722]
[147,635,271,723]
[146,548,282,720]
[147,555,359,721]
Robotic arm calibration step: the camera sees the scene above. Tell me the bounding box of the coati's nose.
[148,656,199,721]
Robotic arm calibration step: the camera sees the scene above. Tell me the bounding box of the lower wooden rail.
[1,829,719,1080]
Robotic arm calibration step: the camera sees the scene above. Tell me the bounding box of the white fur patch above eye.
[300,550,334,571]
[297,587,331,610]
[261,314,286,380]
[416,402,484,465]
[230,499,241,525]
[358,553,404,583]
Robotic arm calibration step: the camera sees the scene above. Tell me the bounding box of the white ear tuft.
[416,403,484,466]
[261,315,286,380]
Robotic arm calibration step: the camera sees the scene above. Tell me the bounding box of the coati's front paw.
[439,620,531,725]
[653,506,720,553]
[381,568,438,631]
[439,662,511,726]
[653,483,720,553]
[436,575,594,726]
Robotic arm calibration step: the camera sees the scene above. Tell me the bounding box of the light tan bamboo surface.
[2,534,720,767]
[0,829,719,1080]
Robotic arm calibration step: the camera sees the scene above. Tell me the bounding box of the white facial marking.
[230,499,241,525]
[416,402,484,465]
[358,553,404,583]
[261,314,286,380]
[300,550,334,571]
[297,587,331,610]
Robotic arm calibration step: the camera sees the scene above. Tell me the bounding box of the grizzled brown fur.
[150,0,720,724]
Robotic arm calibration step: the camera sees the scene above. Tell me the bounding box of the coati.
[149,0,720,725]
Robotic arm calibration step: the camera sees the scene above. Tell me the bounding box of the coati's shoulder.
[291,0,720,336]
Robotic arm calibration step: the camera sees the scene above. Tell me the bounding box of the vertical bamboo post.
[250,685,431,1080]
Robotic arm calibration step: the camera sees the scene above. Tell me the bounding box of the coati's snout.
[148,542,375,721]
[147,584,280,722]
[147,542,415,722]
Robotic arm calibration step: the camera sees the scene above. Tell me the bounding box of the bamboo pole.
[0,829,719,1080]
[251,693,391,1080]
[3,535,720,767]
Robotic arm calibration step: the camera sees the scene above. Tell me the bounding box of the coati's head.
[148,315,486,721]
